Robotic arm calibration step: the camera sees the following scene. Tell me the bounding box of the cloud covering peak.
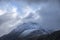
[0,0,60,37]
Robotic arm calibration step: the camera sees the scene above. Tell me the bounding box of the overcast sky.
[0,0,60,37]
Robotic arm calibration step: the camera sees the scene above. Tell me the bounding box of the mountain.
[0,22,49,40]
[37,30,60,40]
[0,21,60,40]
